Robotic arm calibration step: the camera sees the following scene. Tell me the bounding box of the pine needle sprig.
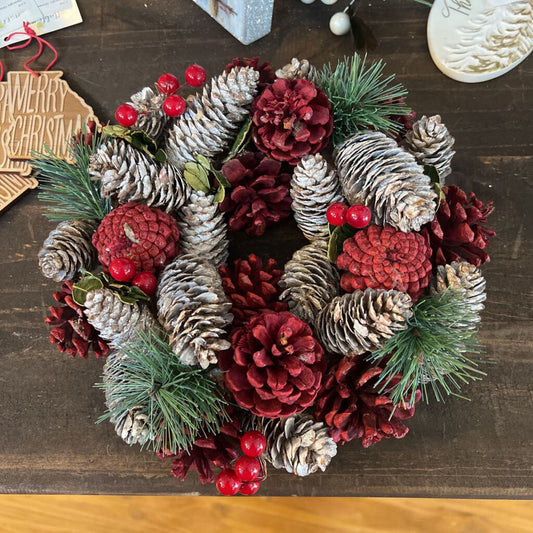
[368,290,485,406]
[316,54,411,146]
[97,329,230,454]
[34,124,112,221]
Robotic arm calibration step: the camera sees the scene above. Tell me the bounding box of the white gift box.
[192,0,274,45]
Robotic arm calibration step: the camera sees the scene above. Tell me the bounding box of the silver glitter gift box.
[192,0,274,45]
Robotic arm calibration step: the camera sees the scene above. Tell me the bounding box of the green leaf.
[222,118,252,163]
[213,169,231,188]
[114,285,151,304]
[327,224,357,263]
[213,185,225,204]
[423,164,440,184]
[154,149,167,163]
[103,125,167,162]
[72,274,104,305]
[195,154,211,169]
[184,162,210,193]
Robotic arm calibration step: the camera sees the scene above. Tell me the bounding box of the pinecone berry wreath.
[35,54,495,495]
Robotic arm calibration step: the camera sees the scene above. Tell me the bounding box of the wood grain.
[0,497,532,533]
[0,0,531,496]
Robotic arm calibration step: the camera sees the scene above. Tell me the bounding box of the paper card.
[0,0,81,48]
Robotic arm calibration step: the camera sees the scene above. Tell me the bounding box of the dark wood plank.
[0,0,531,497]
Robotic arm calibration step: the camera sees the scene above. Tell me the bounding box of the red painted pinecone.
[158,417,241,485]
[45,281,110,359]
[218,311,326,418]
[315,357,421,447]
[422,185,495,267]
[337,225,432,301]
[251,78,333,165]
[220,152,292,236]
[219,254,288,327]
[225,57,275,89]
[92,202,180,273]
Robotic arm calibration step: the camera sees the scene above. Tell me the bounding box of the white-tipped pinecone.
[264,414,337,477]
[404,115,455,184]
[38,220,97,282]
[315,288,413,356]
[165,66,259,169]
[291,154,344,242]
[279,241,340,325]
[89,138,190,213]
[275,58,318,84]
[83,288,157,347]
[335,131,437,232]
[129,86,168,139]
[431,261,486,329]
[177,190,229,267]
[157,254,233,368]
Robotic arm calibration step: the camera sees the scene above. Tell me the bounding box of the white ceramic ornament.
[329,11,351,35]
[427,0,533,83]
[321,0,339,5]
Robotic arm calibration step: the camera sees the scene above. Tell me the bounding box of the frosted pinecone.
[404,115,455,184]
[335,131,437,232]
[83,288,157,347]
[177,190,229,267]
[264,414,337,477]
[165,66,259,170]
[38,220,97,282]
[129,86,168,139]
[157,254,233,368]
[89,138,190,213]
[291,154,344,242]
[315,289,413,356]
[279,241,340,325]
[275,58,318,84]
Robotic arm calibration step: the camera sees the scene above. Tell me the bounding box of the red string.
[4,21,58,78]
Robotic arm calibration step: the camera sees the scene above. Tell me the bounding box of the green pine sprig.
[368,290,485,406]
[96,329,230,454]
[33,123,112,222]
[316,53,412,146]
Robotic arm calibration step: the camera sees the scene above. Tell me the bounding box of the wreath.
[36,55,495,495]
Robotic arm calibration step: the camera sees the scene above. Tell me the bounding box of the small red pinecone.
[218,311,326,418]
[225,57,275,89]
[220,152,292,236]
[45,281,110,358]
[158,417,241,485]
[315,356,420,447]
[252,78,333,165]
[219,254,288,327]
[422,185,495,267]
[92,202,180,273]
[337,225,432,301]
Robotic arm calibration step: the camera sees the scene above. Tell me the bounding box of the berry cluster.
[115,64,207,126]
[109,257,157,296]
[215,430,267,496]
[326,202,371,229]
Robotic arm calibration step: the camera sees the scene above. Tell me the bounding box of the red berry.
[239,480,261,496]
[326,202,348,226]
[163,95,186,117]
[185,64,207,87]
[345,204,372,229]
[115,104,138,127]
[157,73,180,95]
[216,469,241,496]
[109,257,136,282]
[234,456,261,482]
[132,271,157,296]
[240,431,266,457]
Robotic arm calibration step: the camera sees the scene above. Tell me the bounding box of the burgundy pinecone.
[158,417,241,485]
[315,356,421,448]
[219,254,288,327]
[337,225,432,301]
[422,185,495,267]
[225,57,275,89]
[45,281,110,358]
[92,202,180,273]
[218,311,326,418]
[220,152,292,236]
[251,78,333,165]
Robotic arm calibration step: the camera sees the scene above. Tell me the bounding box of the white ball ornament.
[329,12,351,36]
[321,0,339,4]
[300,0,316,4]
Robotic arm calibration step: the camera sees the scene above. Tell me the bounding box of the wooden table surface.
[0,0,531,497]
